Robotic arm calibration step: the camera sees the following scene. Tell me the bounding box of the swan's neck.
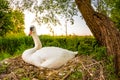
[31,33,42,50]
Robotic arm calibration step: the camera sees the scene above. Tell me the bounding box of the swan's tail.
[74,51,78,55]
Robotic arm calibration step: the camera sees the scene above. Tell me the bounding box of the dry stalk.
[86,61,102,67]
[100,64,105,80]
[10,72,18,80]
[61,69,73,80]
[61,60,79,80]
[80,61,93,76]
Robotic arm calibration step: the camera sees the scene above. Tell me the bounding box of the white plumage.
[22,25,78,69]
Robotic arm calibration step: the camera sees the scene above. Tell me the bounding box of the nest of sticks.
[0,55,106,80]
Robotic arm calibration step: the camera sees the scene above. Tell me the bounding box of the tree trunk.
[75,0,120,75]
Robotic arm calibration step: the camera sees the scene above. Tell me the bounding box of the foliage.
[21,78,30,80]
[9,10,24,33]
[0,0,24,37]
[0,34,32,60]
[67,71,82,80]
[9,0,78,25]
[10,0,120,31]
[104,55,118,80]
[0,63,8,74]
[0,0,12,36]
[109,0,120,30]
[94,0,120,30]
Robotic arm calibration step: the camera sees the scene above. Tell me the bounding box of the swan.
[22,25,78,69]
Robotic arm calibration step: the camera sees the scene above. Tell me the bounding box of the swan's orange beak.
[29,31,32,36]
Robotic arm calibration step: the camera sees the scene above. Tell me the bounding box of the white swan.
[22,25,78,69]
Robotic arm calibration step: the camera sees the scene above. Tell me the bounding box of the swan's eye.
[30,26,34,31]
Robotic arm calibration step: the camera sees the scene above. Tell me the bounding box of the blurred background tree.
[107,0,120,30]
[0,0,24,37]
[93,0,120,30]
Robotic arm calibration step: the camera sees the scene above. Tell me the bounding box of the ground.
[0,55,107,80]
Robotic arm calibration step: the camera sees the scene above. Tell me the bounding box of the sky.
[23,0,94,36]
[24,10,92,36]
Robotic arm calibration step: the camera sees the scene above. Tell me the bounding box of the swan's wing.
[40,52,74,69]
[40,58,64,69]
[40,58,56,68]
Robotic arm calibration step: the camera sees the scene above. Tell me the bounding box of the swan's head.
[29,25,37,35]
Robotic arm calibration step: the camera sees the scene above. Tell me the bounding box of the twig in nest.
[61,64,78,80]
[86,61,102,67]
[80,61,93,76]
[100,64,105,80]
[61,70,73,80]
[10,72,18,80]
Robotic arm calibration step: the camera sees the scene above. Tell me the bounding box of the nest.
[0,55,105,80]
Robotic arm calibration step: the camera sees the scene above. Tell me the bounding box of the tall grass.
[0,34,104,60]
